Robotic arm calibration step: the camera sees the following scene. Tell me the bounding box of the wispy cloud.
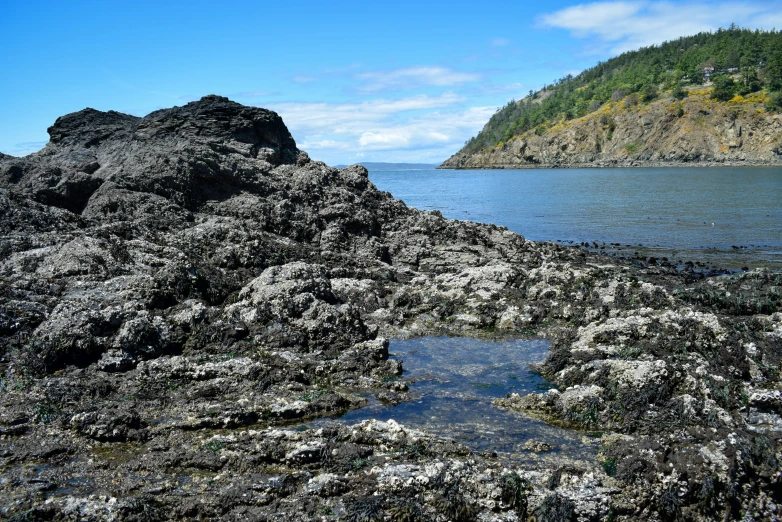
[491,37,511,47]
[265,93,493,162]
[272,92,465,133]
[291,76,315,84]
[355,66,481,93]
[7,141,47,156]
[539,1,782,54]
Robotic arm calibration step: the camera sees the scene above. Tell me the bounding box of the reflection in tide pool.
[311,337,598,466]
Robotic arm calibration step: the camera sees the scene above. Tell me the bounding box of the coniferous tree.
[711,75,736,101]
[460,27,782,154]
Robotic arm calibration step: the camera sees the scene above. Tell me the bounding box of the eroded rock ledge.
[1,96,780,521]
[441,91,782,169]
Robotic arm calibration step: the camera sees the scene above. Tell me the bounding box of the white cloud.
[491,37,511,47]
[271,92,465,134]
[297,139,354,150]
[6,141,47,156]
[539,1,782,54]
[355,66,481,93]
[240,65,501,162]
[266,94,494,163]
[358,131,410,148]
[357,129,450,149]
[539,1,644,38]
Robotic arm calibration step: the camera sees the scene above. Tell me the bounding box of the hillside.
[442,26,782,168]
[442,88,782,168]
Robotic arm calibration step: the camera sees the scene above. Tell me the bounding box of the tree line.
[462,25,782,153]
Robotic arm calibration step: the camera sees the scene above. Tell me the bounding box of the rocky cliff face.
[441,91,782,168]
[1,96,781,521]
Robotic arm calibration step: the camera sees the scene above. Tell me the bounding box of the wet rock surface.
[1,96,780,520]
[308,336,601,468]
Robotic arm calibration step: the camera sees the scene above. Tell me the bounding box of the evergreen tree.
[711,75,736,101]
[672,83,689,100]
[766,46,782,91]
[460,27,782,154]
[767,91,782,112]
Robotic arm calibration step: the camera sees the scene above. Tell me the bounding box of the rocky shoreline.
[1,96,781,521]
[440,91,782,170]
[439,159,782,169]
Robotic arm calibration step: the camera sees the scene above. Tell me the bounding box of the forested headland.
[444,26,782,168]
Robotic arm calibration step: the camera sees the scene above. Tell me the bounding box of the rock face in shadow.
[4,95,300,213]
[1,96,780,521]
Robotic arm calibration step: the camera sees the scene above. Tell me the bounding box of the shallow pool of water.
[310,337,598,466]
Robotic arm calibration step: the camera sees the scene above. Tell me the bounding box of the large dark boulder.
[1,95,303,213]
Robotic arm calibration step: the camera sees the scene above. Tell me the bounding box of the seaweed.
[534,493,576,522]
[500,472,530,517]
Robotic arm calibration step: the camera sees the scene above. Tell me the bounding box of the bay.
[368,166,782,269]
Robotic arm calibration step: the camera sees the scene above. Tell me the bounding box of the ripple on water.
[310,337,598,467]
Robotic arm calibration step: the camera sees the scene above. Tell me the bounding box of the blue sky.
[2,1,781,164]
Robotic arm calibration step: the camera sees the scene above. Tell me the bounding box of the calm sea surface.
[368,166,782,269]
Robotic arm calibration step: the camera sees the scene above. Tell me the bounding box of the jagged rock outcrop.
[1,96,780,521]
[5,95,300,213]
[441,91,782,168]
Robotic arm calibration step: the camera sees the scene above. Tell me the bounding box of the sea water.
[369,166,782,269]
[305,165,781,461]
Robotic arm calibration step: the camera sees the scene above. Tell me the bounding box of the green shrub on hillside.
[642,84,658,102]
[460,26,782,154]
[711,75,737,101]
[676,104,685,117]
[767,92,782,112]
[672,83,689,100]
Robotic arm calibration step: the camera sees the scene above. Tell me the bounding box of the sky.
[2,1,782,165]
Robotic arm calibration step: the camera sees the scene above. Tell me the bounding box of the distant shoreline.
[336,162,440,170]
[437,159,782,169]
